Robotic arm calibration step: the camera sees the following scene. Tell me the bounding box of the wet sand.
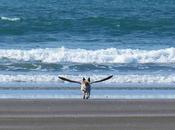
[0,99,175,130]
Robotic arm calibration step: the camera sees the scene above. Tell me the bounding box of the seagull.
[58,75,113,99]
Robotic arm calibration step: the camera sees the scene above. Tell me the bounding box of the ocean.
[0,0,175,99]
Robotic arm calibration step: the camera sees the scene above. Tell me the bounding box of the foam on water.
[0,74,175,84]
[0,16,20,21]
[0,47,175,64]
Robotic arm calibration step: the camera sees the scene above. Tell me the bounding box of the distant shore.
[0,99,175,130]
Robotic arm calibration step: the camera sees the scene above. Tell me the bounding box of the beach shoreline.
[0,99,175,130]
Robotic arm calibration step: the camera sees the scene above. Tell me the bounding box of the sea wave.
[0,47,175,64]
[0,16,20,21]
[0,74,175,83]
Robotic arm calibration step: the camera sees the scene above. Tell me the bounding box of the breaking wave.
[0,74,175,83]
[0,47,175,64]
[0,16,20,21]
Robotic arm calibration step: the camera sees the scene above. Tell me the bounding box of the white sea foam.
[0,16,20,21]
[0,47,175,64]
[0,74,175,83]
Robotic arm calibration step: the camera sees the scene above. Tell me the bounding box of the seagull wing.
[91,75,113,84]
[58,76,81,84]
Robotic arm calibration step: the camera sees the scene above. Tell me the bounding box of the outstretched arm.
[90,75,113,84]
[58,76,81,84]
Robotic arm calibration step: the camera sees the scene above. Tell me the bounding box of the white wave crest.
[0,16,20,21]
[0,74,175,83]
[0,47,175,63]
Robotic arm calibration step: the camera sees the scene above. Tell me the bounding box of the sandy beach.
[0,99,174,130]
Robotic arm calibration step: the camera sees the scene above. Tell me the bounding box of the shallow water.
[0,89,175,99]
